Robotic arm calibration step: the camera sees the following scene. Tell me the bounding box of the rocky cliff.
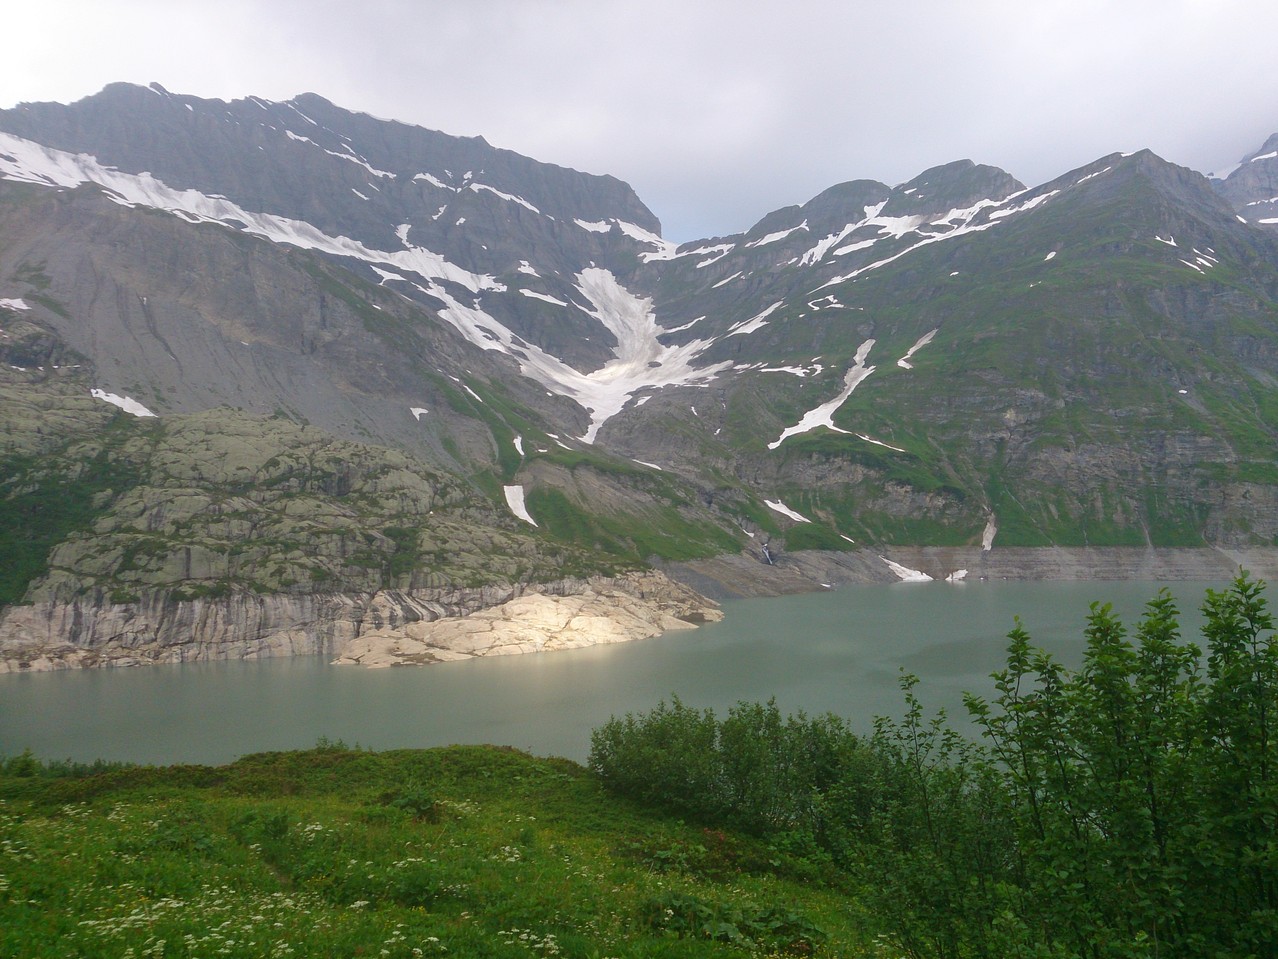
[0,570,720,672]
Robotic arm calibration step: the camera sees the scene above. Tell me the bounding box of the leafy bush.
[379,780,443,821]
[589,697,872,837]
[962,575,1278,957]
[639,890,827,954]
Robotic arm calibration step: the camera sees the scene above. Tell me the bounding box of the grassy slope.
[0,746,867,958]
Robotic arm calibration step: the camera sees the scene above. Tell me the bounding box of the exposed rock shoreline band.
[4,547,1278,673]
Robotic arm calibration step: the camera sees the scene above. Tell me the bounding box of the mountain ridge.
[4,82,1278,662]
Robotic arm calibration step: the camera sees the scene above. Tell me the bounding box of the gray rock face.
[0,83,660,262]
[665,547,1278,601]
[1214,132,1278,230]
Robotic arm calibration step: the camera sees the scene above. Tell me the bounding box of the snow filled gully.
[767,331,940,451]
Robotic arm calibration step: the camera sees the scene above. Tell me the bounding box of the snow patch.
[569,217,677,257]
[727,301,782,338]
[819,193,1056,292]
[517,260,539,276]
[91,388,156,418]
[0,132,503,295]
[617,221,678,260]
[468,182,541,214]
[692,244,734,268]
[806,295,850,311]
[503,485,537,526]
[746,220,808,248]
[370,266,407,284]
[897,329,937,369]
[519,289,569,307]
[413,171,453,190]
[661,315,705,334]
[410,407,429,420]
[882,557,932,582]
[0,298,30,311]
[765,499,811,523]
[982,516,997,551]
[513,435,524,456]
[712,271,743,289]
[1074,166,1112,185]
[856,433,906,453]
[832,237,881,257]
[946,569,968,582]
[565,268,729,442]
[1044,251,1057,261]
[760,363,823,378]
[799,203,887,266]
[768,339,875,449]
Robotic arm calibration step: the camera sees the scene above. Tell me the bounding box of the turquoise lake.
[0,580,1224,765]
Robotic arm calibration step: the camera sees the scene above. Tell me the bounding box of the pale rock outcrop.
[333,576,715,667]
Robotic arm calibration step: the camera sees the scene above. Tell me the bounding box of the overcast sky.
[4,0,1277,242]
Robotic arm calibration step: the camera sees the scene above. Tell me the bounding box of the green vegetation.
[513,445,745,563]
[780,522,856,552]
[0,417,148,605]
[526,486,739,564]
[0,744,857,958]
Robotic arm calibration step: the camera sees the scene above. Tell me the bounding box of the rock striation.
[0,571,720,672]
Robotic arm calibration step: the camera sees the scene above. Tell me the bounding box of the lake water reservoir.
[0,580,1224,765]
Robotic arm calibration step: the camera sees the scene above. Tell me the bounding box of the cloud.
[4,0,1278,241]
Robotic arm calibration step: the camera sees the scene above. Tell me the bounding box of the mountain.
[4,83,1278,634]
[1214,132,1278,229]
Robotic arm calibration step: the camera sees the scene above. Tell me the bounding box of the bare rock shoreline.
[0,571,720,673]
[663,546,1278,601]
[5,547,1278,673]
